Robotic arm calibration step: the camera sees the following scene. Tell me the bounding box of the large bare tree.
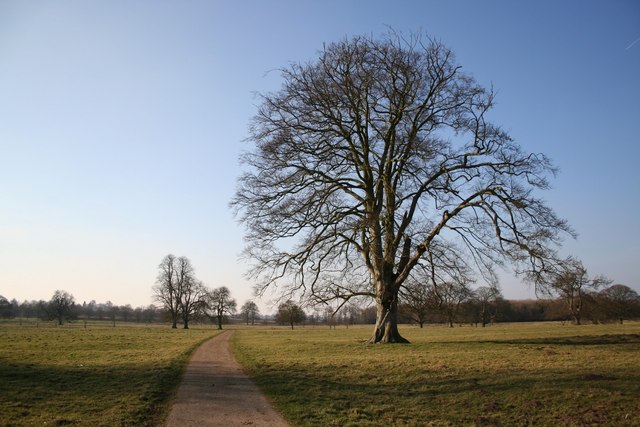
[153,254,206,329]
[174,256,206,329]
[232,32,571,343]
[153,254,180,328]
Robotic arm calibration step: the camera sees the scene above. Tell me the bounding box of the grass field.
[232,322,640,426]
[0,321,218,426]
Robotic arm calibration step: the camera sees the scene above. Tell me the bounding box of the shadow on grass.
[251,364,640,426]
[479,333,640,347]
[242,334,640,426]
[0,360,183,426]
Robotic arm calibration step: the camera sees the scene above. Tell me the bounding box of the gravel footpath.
[165,331,289,427]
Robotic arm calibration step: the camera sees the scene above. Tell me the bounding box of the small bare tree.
[240,300,260,325]
[599,284,639,324]
[205,287,237,329]
[433,278,474,328]
[536,257,611,325]
[49,290,75,325]
[276,300,306,329]
[474,285,502,327]
[400,281,430,328]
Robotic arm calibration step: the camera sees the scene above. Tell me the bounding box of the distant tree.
[120,304,133,322]
[240,300,260,325]
[10,299,20,317]
[599,284,640,324]
[49,290,75,325]
[18,300,48,320]
[143,305,158,323]
[132,306,142,322]
[104,301,118,325]
[95,302,105,320]
[360,306,377,324]
[276,300,306,330]
[323,306,337,328]
[344,304,361,326]
[400,281,431,328]
[205,287,237,329]
[540,257,611,325]
[492,297,513,323]
[335,303,361,327]
[473,285,503,327]
[83,300,98,319]
[433,279,473,328]
[0,296,13,319]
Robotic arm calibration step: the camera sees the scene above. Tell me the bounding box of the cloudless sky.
[1,0,639,312]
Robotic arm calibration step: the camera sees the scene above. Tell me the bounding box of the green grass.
[232,322,640,426]
[0,322,218,426]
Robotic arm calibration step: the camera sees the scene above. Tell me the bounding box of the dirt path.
[165,330,289,427]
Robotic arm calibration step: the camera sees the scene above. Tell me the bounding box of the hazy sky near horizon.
[1,0,639,311]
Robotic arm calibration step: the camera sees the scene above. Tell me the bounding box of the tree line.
[275,282,640,329]
[2,281,637,328]
[397,282,640,327]
[3,254,635,328]
[0,291,160,325]
[0,289,262,328]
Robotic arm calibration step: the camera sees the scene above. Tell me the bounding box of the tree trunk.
[217,315,223,330]
[368,286,409,344]
[171,312,178,329]
[572,313,581,325]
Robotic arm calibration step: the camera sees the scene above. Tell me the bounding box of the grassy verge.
[232,322,640,426]
[0,322,218,426]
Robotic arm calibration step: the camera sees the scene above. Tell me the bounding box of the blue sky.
[1,0,638,310]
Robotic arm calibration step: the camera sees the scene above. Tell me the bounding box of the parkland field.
[0,322,218,426]
[1,321,639,426]
[232,322,640,426]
